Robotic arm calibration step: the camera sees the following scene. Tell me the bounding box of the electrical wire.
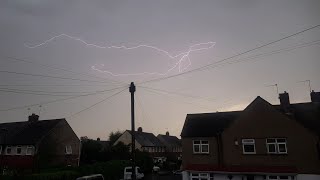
[139,24,320,84]
[0,55,125,85]
[66,88,127,118]
[138,86,216,103]
[0,85,128,112]
[0,70,118,84]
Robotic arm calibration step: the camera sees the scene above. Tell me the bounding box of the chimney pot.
[137,127,142,132]
[28,113,39,122]
[166,131,169,136]
[310,90,320,103]
[279,91,290,112]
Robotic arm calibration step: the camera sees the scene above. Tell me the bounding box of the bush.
[23,170,79,180]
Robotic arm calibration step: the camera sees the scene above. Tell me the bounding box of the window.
[193,140,209,154]
[26,146,34,155]
[267,175,290,180]
[16,146,22,155]
[6,146,12,155]
[242,139,256,154]
[65,145,72,154]
[266,138,287,154]
[190,173,214,180]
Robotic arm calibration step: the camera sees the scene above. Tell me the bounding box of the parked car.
[123,166,144,180]
[76,174,104,180]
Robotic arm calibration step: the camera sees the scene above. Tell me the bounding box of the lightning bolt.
[25,34,216,76]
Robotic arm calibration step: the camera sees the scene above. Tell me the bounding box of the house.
[157,131,182,160]
[114,127,166,156]
[180,91,320,180]
[0,114,80,171]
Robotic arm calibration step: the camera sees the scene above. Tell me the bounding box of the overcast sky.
[0,0,319,139]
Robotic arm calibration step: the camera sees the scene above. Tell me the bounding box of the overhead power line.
[0,85,128,112]
[67,88,127,118]
[0,70,117,84]
[140,24,320,84]
[0,55,125,85]
[138,86,216,103]
[0,87,119,95]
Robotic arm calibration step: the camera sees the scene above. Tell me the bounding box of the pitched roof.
[127,130,164,147]
[181,96,320,137]
[274,102,320,135]
[181,111,242,137]
[0,119,64,145]
[157,134,181,147]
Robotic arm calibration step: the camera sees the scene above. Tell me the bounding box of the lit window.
[26,146,34,155]
[16,146,22,155]
[6,146,12,155]
[242,139,256,154]
[193,140,209,154]
[65,145,72,154]
[266,138,287,154]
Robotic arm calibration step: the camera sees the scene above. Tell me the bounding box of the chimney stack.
[279,91,290,112]
[310,90,320,103]
[28,113,39,122]
[137,127,142,132]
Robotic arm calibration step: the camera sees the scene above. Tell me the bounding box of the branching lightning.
[25,34,216,76]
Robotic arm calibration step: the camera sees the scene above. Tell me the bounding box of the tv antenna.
[297,80,311,93]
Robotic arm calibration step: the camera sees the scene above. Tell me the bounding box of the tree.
[108,131,123,145]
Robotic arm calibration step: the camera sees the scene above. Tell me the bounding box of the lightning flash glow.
[25,34,216,76]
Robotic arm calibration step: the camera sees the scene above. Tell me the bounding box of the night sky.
[0,0,319,139]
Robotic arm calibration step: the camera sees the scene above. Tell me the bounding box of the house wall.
[182,137,219,169]
[37,120,80,168]
[222,99,320,174]
[114,131,142,150]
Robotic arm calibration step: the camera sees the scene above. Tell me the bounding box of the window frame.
[65,145,72,155]
[26,146,34,155]
[193,140,209,154]
[5,146,12,155]
[190,172,213,180]
[267,175,290,180]
[242,139,256,154]
[16,145,22,155]
[266,138,288,154]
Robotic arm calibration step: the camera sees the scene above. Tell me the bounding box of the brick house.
[157,131,182,160]
[114,127,166,157]
[0,114,80,171]
[180,91,320,180]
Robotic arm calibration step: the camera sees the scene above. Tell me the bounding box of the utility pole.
[129,82,136,180]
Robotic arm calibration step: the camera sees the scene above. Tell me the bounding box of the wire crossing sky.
[0,0,319,139]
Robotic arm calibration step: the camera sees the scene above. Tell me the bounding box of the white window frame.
[16,145,22,155]
[5,146,12,155]
[242,139,256,154]
[193,140,209,154]
[267,175,290,180]
[190,172,213,180]
[266,138,287,154]
[65,145,72,155]
[26,146,34,155]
